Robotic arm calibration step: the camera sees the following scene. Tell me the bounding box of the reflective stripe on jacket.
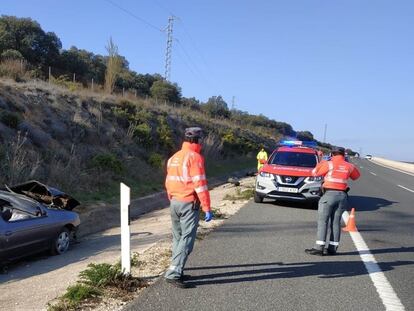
[165,142,211,212]
[312,155,360,191]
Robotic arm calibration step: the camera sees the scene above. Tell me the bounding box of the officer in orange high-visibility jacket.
[305,146,360,256]
[164,127,213,288]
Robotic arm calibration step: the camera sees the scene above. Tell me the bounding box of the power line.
[176,20,210,70]
[152,0,175,16]
[104,0,164,33]
[174,38,212,88]
[174,46,199,79]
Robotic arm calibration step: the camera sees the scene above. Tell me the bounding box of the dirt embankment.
[0,78,274,202]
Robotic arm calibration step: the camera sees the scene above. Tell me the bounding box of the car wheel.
[254,192,264,203]
[51,227,71,255]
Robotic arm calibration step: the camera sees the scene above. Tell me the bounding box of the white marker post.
[120,183,131,275]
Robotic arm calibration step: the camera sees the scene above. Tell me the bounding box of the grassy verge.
[206,156,255,178]
[74,177,164,204]
[223,187,255,201]
[76,156,254,204]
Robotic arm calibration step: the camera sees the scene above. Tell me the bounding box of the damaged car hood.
[4,180,80,210]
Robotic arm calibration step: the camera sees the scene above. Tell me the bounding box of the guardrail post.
[120,182,131,274]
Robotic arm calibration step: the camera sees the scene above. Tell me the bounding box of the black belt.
[324,188,349,193]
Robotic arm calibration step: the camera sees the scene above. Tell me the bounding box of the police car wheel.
[254,192,264,203]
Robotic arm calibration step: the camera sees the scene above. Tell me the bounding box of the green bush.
[112,107,130,124]
[157,116,174,151]
[133,109,152,123]
[0,111,21,129]
[91,153,124,174]
[133,123,152,147]
[63,284,101,304]
[79,263,123,288]
[148,152,164,168]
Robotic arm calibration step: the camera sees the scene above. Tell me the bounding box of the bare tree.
[104,37,122,94]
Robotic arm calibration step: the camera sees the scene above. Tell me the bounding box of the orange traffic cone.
[342,208,357,232]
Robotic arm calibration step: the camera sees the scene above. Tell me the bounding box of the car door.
[0,217,8,263]
[2,211,52,261]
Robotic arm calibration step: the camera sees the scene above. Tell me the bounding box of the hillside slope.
[0,78,280,201]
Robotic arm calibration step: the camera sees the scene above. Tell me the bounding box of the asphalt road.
[125,159,413,311]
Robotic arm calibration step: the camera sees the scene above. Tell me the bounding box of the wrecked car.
[0,181,80,266]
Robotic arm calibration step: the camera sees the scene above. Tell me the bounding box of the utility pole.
[164,16,175,81]
[231,96,235,110]
[323,123,327,143]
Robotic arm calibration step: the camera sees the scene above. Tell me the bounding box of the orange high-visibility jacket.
[312,155,360,191]
[165,142,211,212]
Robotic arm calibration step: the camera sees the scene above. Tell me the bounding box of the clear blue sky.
[2,0,413,161]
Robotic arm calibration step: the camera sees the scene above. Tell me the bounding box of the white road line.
[397,185,414,193]
[370,172,377,176]
[342,211,405,311]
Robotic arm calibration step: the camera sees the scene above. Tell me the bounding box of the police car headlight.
[259,172,272,178]
[305,176,323,182]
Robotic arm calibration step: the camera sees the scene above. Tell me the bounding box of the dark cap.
[184,127,203,139]
[332,146,345,155]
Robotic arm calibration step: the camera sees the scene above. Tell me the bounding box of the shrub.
[224,187,254,201]
[62,284,101,304]
[91,153,124,174]
[0,59,26,80]
[79,263,123,288]
[0,111,21,128]
[79,262,144,291]
[147,152,164,169]
[133,123,152,147]
[51,75,82,92]
[112,106,130,121]
[156,116,174,151]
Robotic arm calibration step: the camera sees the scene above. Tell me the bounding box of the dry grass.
[0,59,27,81]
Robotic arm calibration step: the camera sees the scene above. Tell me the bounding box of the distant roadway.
[125,158,414,311]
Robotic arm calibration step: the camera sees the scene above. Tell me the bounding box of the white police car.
[254,141,323,204]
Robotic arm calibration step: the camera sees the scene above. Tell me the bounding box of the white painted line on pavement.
[370,172,377,176]
[342,211,406,311]
[370,161,414,177]
[397,185,414,193]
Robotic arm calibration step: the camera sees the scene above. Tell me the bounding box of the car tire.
[254,192,264,203]
[51,227,71,255]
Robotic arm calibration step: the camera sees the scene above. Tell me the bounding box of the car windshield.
[270,151,317,168]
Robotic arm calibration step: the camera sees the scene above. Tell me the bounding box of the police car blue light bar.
[279,140,318,148]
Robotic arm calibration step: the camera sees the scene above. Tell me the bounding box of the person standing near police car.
[305,146,360,256]
[164,127,213,288]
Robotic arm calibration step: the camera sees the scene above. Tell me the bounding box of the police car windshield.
[270,151,317,168]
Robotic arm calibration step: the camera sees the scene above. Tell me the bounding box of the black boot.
[305,248,325,256]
